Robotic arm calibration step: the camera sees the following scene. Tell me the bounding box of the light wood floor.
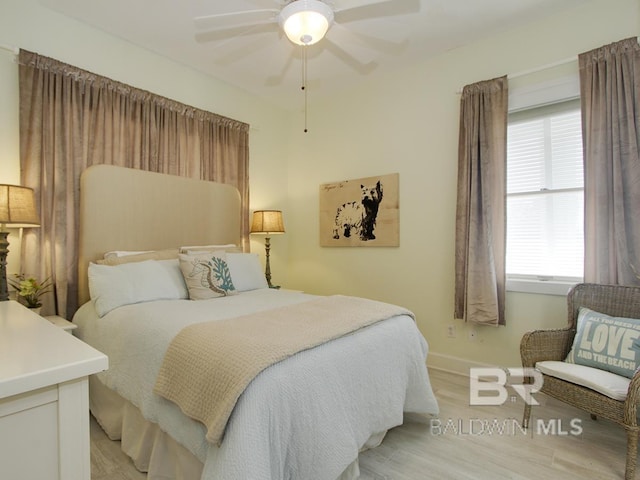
[90,368,635,479]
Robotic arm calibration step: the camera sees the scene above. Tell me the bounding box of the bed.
[73,165,439,480]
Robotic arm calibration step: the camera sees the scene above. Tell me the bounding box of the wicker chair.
[521,283,640,480]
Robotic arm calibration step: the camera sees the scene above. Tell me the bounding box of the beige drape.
[580,38,640,286]
[18,50,250,317]
[454,76,508,326]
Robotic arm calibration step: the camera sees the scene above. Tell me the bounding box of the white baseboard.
[426,351,497,377]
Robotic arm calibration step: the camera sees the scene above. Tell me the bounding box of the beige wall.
[1,0,638,372]
[284,0,640,371]
[0,0,291,276]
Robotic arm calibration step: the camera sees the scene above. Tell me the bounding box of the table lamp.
[0,185,40,301]
[250,210,285,289]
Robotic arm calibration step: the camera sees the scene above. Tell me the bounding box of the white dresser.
[0,301,108,480]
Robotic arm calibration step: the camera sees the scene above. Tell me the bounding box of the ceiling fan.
[194,0,420,131]
[194,0,421,68]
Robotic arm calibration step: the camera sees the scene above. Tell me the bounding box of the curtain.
[580,38,640,285]
[18,50,250,317]
[454,76,508,326]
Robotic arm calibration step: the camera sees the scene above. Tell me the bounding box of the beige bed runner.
[153,295,414,445]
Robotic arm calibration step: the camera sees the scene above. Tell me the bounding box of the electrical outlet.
[468,328,477,341]
[447,324,456,338]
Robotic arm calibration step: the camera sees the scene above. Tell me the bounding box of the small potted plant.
[8,273,53,314]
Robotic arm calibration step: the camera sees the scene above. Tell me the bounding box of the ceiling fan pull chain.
[302,45,308,133]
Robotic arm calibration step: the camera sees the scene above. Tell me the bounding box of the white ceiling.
[38,0,588,111]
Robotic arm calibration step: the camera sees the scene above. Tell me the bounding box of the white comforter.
[74,289,439,480]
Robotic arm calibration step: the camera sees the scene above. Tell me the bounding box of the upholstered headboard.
[78,165,241,305]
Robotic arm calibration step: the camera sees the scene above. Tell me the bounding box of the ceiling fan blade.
[209,34,277,66]
[245,0,286,8]
[194,9,279,31]
[335,0,421,24]
[195,23,278,44]
[265,48,297,87]
[324,40,379,74]
[335,0,395,10]
[340,19,409,45]
[325,23,377,65]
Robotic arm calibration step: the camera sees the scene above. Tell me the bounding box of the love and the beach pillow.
[565,307,640,378]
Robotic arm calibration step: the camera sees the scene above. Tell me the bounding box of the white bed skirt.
[89,376,385,480]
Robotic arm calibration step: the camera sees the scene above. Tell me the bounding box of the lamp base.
[0,231,9,301]
[264,236,280,289]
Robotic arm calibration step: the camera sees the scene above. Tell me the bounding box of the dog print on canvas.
[333,181,383,241]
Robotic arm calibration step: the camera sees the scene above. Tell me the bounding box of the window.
[506,99,584,293]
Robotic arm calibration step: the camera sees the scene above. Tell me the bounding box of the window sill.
[506,278,579,296]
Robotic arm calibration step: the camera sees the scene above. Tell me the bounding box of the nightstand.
[0,301,107,480]
[45,314,78,333]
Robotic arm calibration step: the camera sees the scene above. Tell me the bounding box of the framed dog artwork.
[319,173,399,247]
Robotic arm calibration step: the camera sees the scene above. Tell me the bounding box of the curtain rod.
[456,55,577,94]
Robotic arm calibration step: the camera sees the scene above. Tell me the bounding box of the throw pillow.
[178,251,237,300]
[565,307,640,378]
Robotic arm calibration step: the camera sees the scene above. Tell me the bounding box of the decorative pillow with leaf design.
[178,252,237,300]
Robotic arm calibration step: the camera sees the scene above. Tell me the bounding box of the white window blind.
[506,100,584,281]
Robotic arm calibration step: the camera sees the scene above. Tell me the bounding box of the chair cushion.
[536,360,629,401]
[564,307,640,378]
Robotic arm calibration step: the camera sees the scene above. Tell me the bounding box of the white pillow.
[179,244,239,254]
[103,250,153,259]
[88,259,187,317]
[157,259,189,299]
[227,253,268,291]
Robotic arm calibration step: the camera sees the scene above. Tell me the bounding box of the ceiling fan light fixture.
[279,0,334,46]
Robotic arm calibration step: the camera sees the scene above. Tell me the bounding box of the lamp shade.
[279,0,334,46]
[0,185,40,227]
[250,210,285,235]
